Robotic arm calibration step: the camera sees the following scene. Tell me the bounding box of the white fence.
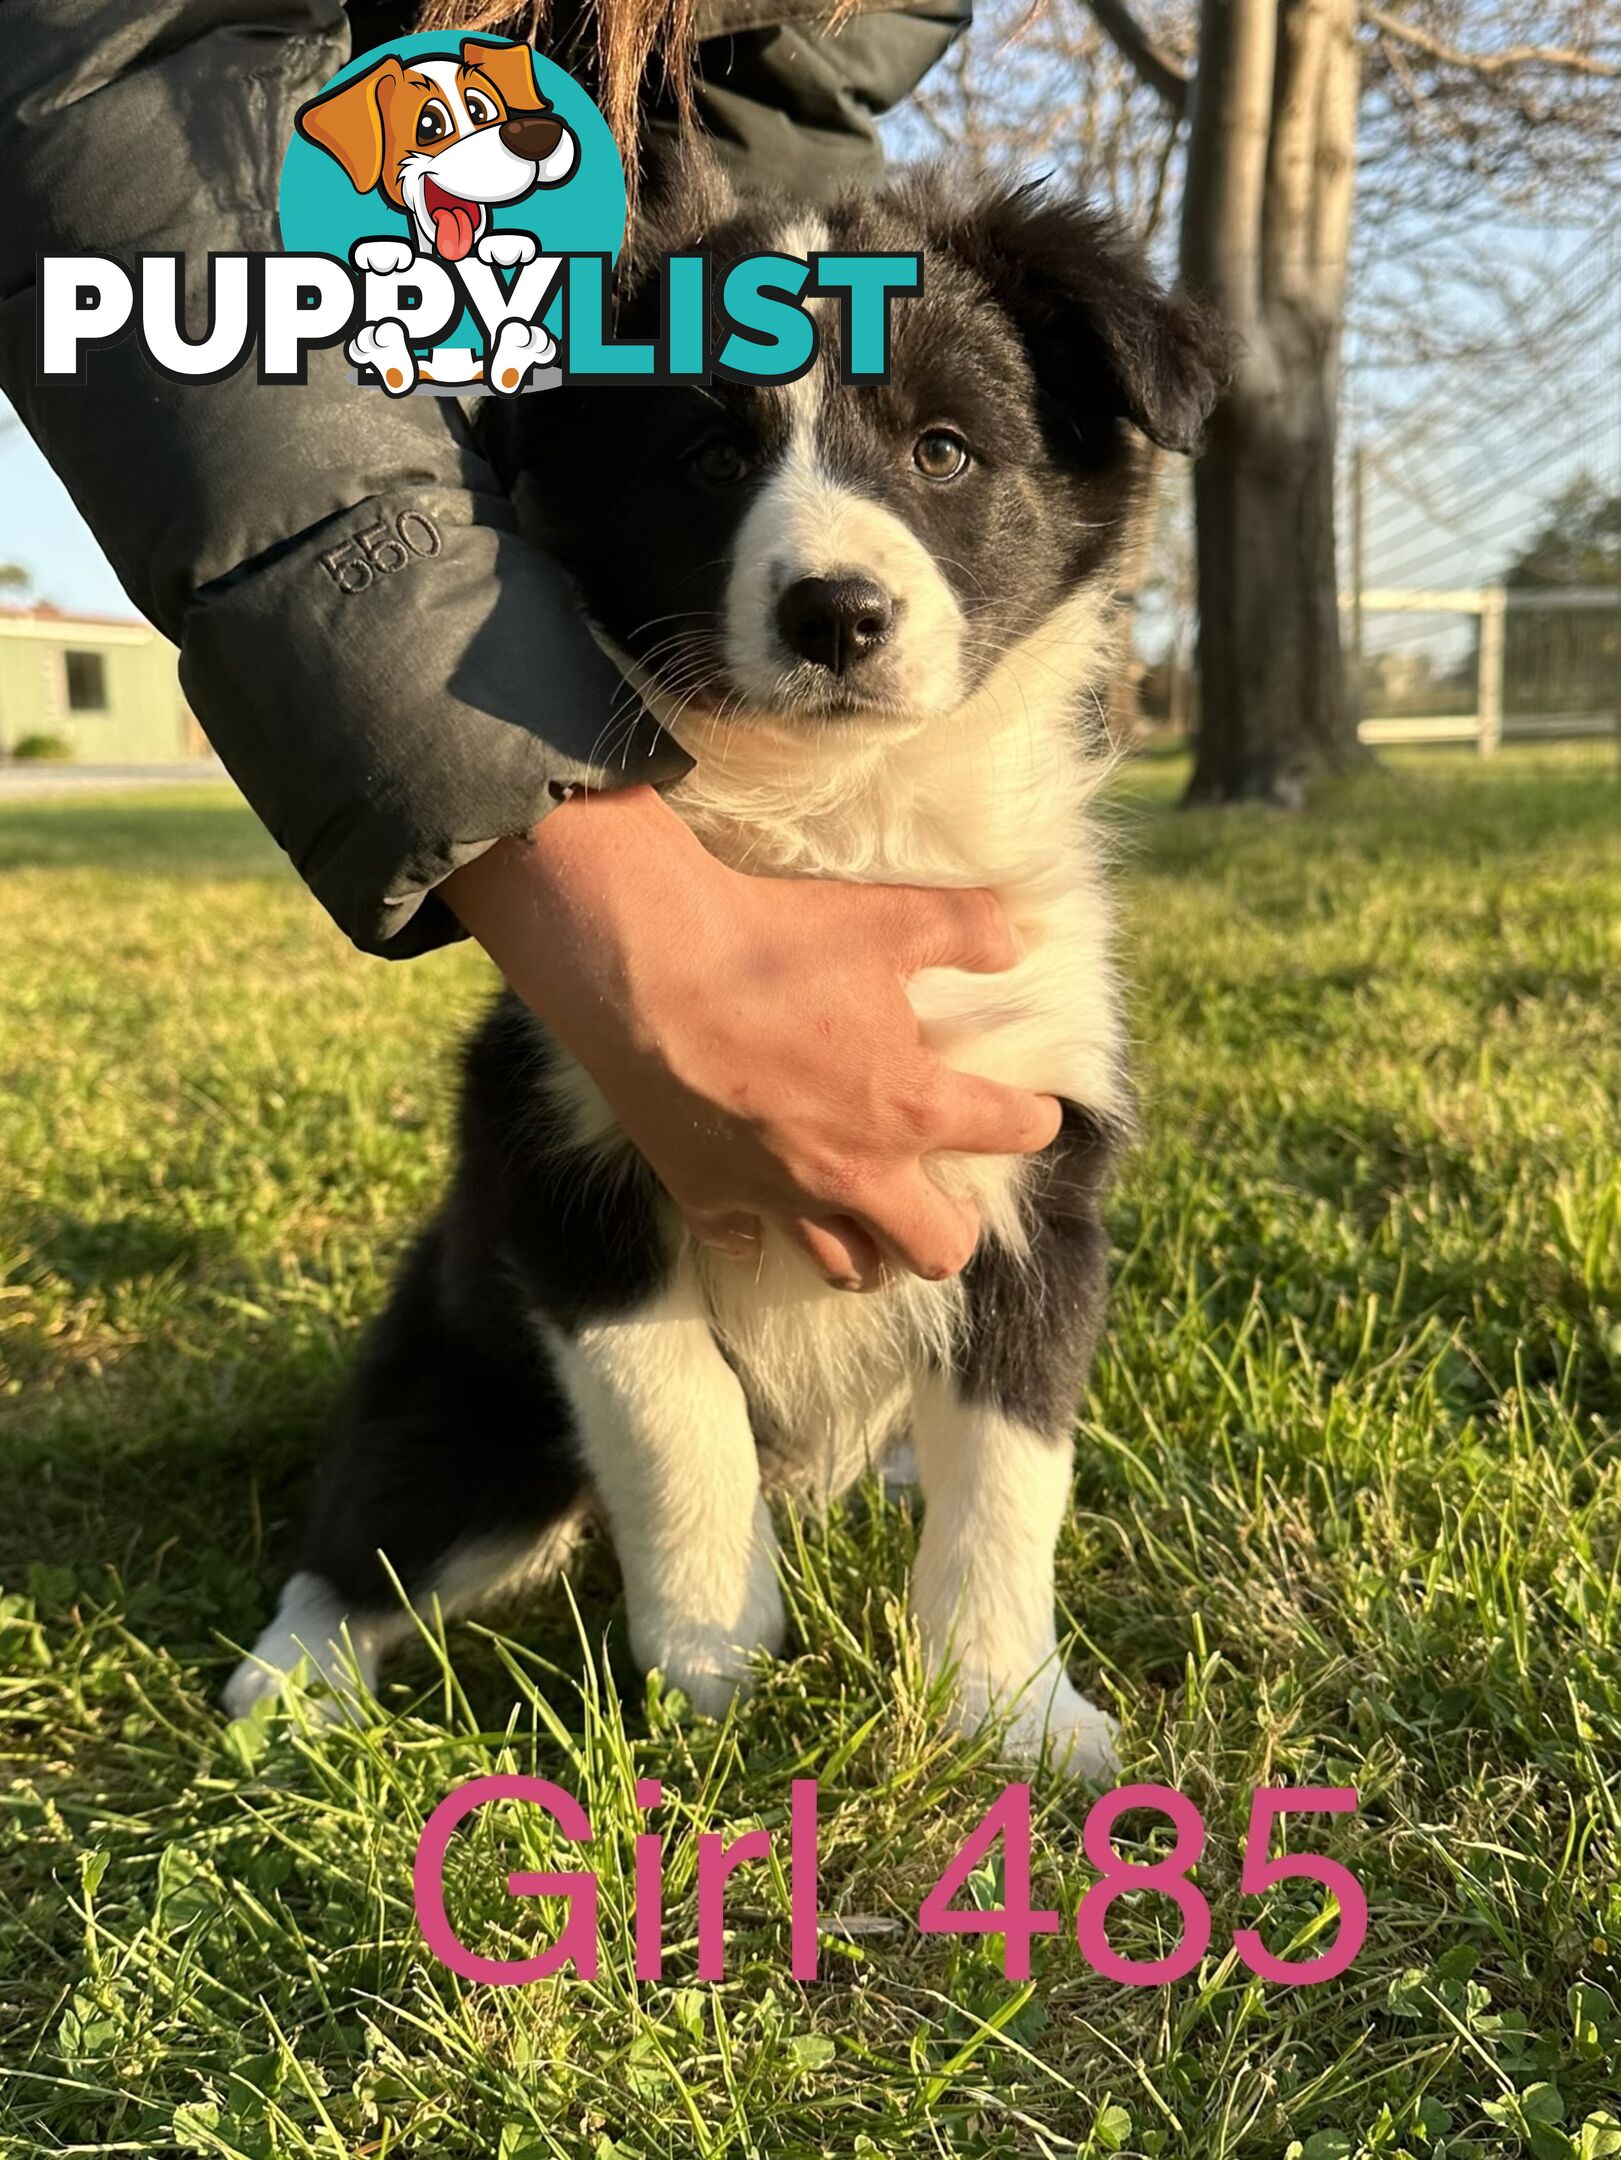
[1348,586,1620,754]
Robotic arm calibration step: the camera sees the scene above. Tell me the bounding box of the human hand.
[444,787,1061,1290]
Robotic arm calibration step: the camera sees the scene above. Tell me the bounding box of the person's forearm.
[443,787,701,1053]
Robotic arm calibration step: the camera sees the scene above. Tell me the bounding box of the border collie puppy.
[226,164,1227,1775]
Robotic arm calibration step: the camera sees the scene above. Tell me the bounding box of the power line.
[1348,220,1616,591]
[1368,414,1617,578]
[1349,222,1619,592]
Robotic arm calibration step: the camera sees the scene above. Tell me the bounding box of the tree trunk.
[1187,348,1351,802]
[1104,444,1162,747]
[1179,0,1363,803]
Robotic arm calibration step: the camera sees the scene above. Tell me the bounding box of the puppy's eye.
[465,90,498,127]
[415,99,453,146]
[688,439,751,486]
[914,429,971,481]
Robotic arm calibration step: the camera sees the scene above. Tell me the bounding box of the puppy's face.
[488,173,1229,741]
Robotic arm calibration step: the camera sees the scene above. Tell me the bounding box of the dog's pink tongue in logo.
[425,177,479,261]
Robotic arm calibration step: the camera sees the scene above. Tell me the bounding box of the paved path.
[0,760,232,801]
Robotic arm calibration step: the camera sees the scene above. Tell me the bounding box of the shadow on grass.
[0,794,281,880]
[29,1210,234,1293]
[0,1281,634,1713]
[1128,754,1621,885]
[0,1317,336,1643]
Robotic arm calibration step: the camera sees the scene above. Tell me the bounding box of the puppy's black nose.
[776,575,895,676]
[500,110,565,160]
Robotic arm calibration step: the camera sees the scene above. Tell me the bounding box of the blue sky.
[2,398,134,617]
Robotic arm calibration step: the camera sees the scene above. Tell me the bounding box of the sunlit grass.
[3,743,1619,2155]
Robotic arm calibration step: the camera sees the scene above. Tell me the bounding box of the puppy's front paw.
[952,1671,1121,1782]
[640,1597,788,1717]
[1007,1677,1120,1781]
[477,229,539,268]
[654,1651,758,1719]
[634,1533,787,1718]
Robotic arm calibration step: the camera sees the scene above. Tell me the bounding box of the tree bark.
[1187,373,1349,801]
[1179,0,1365,803]
[1104,443,1163,747]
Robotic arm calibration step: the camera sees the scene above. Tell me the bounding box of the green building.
[0,605,202,762]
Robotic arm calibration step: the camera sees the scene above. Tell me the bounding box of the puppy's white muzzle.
[724,460,966,725]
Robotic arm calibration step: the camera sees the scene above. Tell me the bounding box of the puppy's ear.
[943,181,1233,456]
[461,35,547,114]
[294,56,404,194]
[625,141,737,275]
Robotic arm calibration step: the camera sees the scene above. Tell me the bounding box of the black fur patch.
[949,1101,1124,1434]
[479,167,1230,727]
[297,997,671,1608]
[908,178,1234,457]
[450,993,672,1332]
[299,1222,587,1607]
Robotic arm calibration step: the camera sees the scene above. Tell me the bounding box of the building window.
[64,650,108,712]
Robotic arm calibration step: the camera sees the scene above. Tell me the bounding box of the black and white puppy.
[226,165,1228,1775]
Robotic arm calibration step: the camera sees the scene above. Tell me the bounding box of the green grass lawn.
[2,745,1619,2158]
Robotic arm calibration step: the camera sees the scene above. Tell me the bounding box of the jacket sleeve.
[0,1,691,957]
[648,0,974,201]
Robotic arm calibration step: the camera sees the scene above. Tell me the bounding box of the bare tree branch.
[1362,4,1621,80]
[1086,0,1192,112]
[1181,0,1278,338]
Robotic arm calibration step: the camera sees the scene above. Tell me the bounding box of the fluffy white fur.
[224,1506,590,1720]
[911,1374,1119,1777]
[545,1273,787,1714]
[222,1571,402,1721]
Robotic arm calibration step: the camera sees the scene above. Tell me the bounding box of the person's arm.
[0,0,690,957]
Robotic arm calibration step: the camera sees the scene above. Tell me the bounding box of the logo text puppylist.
[36,33,922,398]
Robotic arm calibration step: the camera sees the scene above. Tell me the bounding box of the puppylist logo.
[35,33,923,398]
[286,32,597,395]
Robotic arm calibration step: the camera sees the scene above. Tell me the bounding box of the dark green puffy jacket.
[0,0,968,953]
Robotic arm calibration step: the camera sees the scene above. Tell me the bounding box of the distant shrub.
[9,733,74,762]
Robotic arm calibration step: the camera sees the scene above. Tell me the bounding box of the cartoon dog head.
[296,38,577,262]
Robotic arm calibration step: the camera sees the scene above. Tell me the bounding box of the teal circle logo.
[278,33,625,392]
